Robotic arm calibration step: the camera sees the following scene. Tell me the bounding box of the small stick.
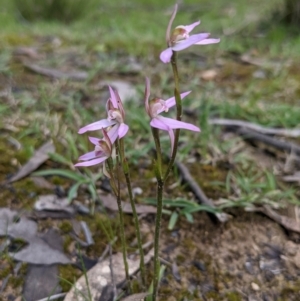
[209,118,300,138]
[80,221,94,246]
[23,63,88,80]
[174,160,230,222]
[34,293,66,301]
[235,127,300,156]
[99,237,118,262]
[0,275,10,293]
[246,205,300,234]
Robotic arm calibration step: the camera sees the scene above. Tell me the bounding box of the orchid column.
[149,4,219,300]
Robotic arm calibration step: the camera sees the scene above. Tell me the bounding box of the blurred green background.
[1,0,299,57]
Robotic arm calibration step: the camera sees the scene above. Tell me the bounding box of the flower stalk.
[75,4,219,298]
[107,154,131,292]
[118,138,146,287]
[151,127,164,301]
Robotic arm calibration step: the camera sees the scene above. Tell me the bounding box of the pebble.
[284,240,297,256]
[251,282,260,291]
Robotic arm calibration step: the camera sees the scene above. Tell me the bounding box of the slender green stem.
[89,174,114,241]
[151,128,163,177]
[107,155,131,292]
[151,127,164,301]
[164,52,182,180]
[118,139,146,287]
[152,179,164,301]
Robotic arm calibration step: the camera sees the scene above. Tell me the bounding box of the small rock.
[293,250,300,269]
[252,69,266,79]
[201,69,218,81]
[132,187,143,197]
[245,260,255,275]
[251,282,260,291]
[102,80,137,103]
[284,240,297,256]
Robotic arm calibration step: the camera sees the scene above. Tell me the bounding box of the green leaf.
[32,169,87,182]
[168,211,179,230]
[146,265,166,301]
[181,204,219,214]
[184,212,194,223]
[48,152,72,166]
[88,183,97,201]
[65,131,79,159]
[68,181,84,202]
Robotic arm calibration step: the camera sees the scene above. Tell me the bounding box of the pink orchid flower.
[144,77,200,151]
[78,86,129,139]
[160,4,220,63]
[75,127,117,172]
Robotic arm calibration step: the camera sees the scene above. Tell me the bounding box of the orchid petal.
[88,137,99,145]
[195,38,220,45]
[150,117,171,131]
[182,21,200,34]
[78,119,116,134]
[156,116,200,132]
[102,128,112,150]
[172,33,210,51]
[107,124,119,144]
[78,151,96,161]
[108,86,118,108]
[118,123,129,139]
[161,91,191,113]
[75,156,108,167]
[160,47,173,63]
[144,77,151,116]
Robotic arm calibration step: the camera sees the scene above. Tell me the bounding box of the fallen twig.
[34,293,66,301]
[235,128,300,156]
[282,172,300,183]
[209,118,300,138]
[174,160,230,222]
[99,237,118,262]
[0,275,10,293]
[80,221,94,246]
[23,63,88,81]
[246,205,300,234]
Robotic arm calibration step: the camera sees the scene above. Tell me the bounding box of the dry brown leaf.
[100,194,156,214]
[8,141,55,183]
[31,176,55,190]
[34,194,75,215]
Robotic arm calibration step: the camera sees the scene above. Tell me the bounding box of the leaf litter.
[0,208,70,264]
